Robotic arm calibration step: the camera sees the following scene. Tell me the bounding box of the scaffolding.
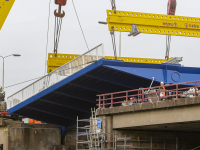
[76,109,116,150]
[76,108,184,150]
[116,136,177,150]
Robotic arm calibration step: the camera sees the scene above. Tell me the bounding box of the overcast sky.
[1,0,200,98]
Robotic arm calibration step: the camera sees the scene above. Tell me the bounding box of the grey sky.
[1,0,200,98]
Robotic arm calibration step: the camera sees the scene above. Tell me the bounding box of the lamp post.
[0,54,21,92]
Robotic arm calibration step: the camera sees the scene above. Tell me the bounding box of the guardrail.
[7,44,104,109]
[97,80,200,108]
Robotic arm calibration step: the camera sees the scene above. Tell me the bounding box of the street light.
[12,54,21,57]
[0,54,21,92]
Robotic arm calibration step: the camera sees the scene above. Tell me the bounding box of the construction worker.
[160,82,166,100]
[34,120,42,124]
[29,119,34,124]
[29,118,42,124]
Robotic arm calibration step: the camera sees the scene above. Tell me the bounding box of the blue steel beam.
[41,93,94,112]
[52,91,95,103]
[70,81,128,94]
[27,100,89,118]
[86,65,154,89]
[84,74,133,89]
[68,83,106,93]
[15,109,72,127]
[70,75,129,93]
[25,106,76,121]
[38,98,91,113]
[27,100,86,118]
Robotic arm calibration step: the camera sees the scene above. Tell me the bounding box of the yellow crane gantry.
[2,0,200,37]
[106,10,200,38]
[2,0,200,73]
[0,0,15,30]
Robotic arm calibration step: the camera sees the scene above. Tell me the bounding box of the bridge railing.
[97,80,200,108]
[7,44,104,109]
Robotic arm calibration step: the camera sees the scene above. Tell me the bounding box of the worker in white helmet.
[160,81,166,100]
[160,82,165,87]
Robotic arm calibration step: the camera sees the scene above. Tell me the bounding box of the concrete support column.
[99,115,113,148]
[106,116,113,148]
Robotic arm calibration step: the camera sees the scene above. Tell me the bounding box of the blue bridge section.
[8,59,200,127]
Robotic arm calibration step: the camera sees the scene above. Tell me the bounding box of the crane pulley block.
[55,0,67,6]
[167,0,176,15]
[107,10,200,38]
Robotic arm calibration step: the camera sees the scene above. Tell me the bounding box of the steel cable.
[110,0,116,12]
[54,16,63,56]
[110,28,117,60]
[166,35,171,60]
[44,0,52,75]
[72,0,89,51]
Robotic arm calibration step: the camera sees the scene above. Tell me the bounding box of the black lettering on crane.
[174,22,178,27]
[184,23,188,28]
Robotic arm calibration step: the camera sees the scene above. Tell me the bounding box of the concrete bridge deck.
[97,97,200,132]
[96,97,200,149]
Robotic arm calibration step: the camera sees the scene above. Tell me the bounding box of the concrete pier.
[96,97,200,149]
[0,119,61,150]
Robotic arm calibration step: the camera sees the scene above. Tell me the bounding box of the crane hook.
[54,4,65,18]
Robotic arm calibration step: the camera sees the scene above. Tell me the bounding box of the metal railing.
[7,44,104,109]
[97,80,200,108]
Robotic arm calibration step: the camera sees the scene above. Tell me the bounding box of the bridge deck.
[7,59,200,127]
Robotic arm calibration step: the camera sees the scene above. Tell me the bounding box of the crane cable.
[110,0,117,59]
[165,0,176,60]
[72,0,90,51]
[54,15,63,56]
[110,0,116,13]
[44,0,52,75]
[110,27,117,60]
[165,35,171,60]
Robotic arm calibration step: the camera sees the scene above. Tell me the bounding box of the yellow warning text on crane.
[0,0,15,30]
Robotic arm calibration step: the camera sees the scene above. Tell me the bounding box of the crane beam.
[0,0,15,30]
[46,53,173,73]
[107,10,200,38]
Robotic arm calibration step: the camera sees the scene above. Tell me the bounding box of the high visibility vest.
[29,119,41,124]
[29,119,34,123]
[34,120,42,124]
[160,87,166,97]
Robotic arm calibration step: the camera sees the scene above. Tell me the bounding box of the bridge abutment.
[97,97,200,149]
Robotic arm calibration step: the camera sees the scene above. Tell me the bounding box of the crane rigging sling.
[54,0,67,56]
[166,0,177,60]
